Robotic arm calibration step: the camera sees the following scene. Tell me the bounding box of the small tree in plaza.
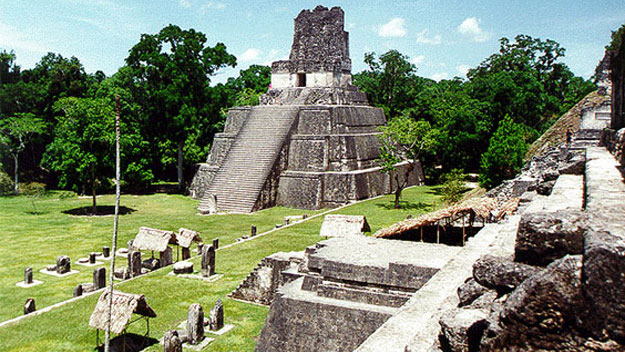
[0,113,46,194]
[377,115,436,208]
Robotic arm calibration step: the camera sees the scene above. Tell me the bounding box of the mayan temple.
[190,5,422,213]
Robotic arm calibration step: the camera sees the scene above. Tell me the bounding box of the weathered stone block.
[439,308,488,352]
[93,267,105,290]
[208,299,224,331]
[473,255,539,294]
[515,210,586,266]
[496,255,584,350]
[457,278,488,307]
[163,330,183,352]
[187,303,204,345]
[24,298,35,314]
[24,267,33,284]
[582,230,625,341]
[56,255,71,274]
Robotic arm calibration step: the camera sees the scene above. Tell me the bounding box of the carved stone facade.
[190,6,423,213]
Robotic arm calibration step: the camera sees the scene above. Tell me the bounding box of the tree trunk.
[177,141,184,193]
[394,174,402,209]
[91,165,97,215]
[13,154,18,195]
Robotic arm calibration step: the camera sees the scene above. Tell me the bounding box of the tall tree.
[479,115,528,189]
[43,97,114,214]
[354,50,421,117]
[0,113,46,194]
[126,24,236,191]
[377,115,436,208]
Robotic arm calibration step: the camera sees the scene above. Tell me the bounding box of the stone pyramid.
[190,5,423,213]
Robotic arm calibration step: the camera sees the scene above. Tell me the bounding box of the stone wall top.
[288,6,351,72]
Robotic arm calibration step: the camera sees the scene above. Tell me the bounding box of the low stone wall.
[255,278,395,352]
[428,147,625,352]
[230,252,303,305]
[277,161,421,209]
[602,127,625,165]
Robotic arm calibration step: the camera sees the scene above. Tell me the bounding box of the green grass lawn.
[0,186,440,351]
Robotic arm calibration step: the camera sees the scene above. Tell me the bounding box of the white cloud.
[458,17,489,42]
[179,0,191,8]
[0,21,47,54]
[431,72,449,81]
[410,55,426,66]
[416,29,441,45]
[378,18,407,37]
[456,64,471,76]
[201,1,225,12]
[240,48,262,62]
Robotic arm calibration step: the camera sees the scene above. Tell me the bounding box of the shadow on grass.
[63,205,136,216]
[95,333,158,352]
[375,200,431,211]
[25,210,48,215]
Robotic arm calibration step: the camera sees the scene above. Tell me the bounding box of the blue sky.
[1,0,624,83]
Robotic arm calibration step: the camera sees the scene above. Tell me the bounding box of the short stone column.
[163,330,183,352]
[182,247,191,260]
[24,298,36,314]
[73,284,83,297]
[161,247,173,267]
[197,243,204,256]
[93,267,106,290]
[24,267,33,284]
[201,245,215,277]
[209,299,224,331]
[89,252,96,264]
[128,251,142,278]
[102,246,110,258]
[187,303,204,345]
[251,225,257,237]
[212,238,219,250]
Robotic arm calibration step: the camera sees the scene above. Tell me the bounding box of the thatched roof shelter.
[132,227,175,252]
[319,215,371,237]
[496,198,520,219]
[88,290,156,334]
[374,197,499,239]
[177,228,202,248]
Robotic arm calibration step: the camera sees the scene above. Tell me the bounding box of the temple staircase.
[198,106,299,213]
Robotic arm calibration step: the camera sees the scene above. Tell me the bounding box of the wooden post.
[420,226,423,242]
[105,95,122,352]
[436,222,440,244]
[462,213,466,246]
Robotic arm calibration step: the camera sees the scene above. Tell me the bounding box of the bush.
[0,171,12,195]
[440,169,466,205]
[479,115,528,189]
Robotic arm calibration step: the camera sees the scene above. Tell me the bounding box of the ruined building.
[242,23,625,352]
[190,6,421,213]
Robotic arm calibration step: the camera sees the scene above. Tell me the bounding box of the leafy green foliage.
[378,115,436,208]
[126,24,236,190]
[0,113,46,194]
[0,170,11,195]
[479,115,528,189]
[43,97,114,202]
[354,50,424,117]
[440,169,466,205]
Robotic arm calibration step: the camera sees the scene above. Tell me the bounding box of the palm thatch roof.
[177,228,202,248]
[319,214,371,237]
[496,198,520,219]
[88,289,156,334]
[374,197,499,239]
[132,227,175,252]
